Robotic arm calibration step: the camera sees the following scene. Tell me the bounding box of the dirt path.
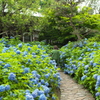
[59,71,95,100]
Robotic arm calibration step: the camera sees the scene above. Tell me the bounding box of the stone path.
[58,71,95,100]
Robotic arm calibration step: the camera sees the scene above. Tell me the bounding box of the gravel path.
[59,71,95,100]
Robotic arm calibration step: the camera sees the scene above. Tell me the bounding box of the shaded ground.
[58,71,95,100]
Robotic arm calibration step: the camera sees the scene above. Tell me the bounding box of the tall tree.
[39,0,100,44]
[0,0,40,37]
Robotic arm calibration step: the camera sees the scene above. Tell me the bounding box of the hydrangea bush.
[60,38,100,100]
[0,37,61,100]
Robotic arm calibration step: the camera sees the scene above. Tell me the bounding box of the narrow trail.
[58,71,95,100]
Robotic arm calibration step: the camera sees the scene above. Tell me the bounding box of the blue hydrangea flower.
[33,55,36,58]
[38,94,47,100]
[24,68,30,73]
[45,82,49,86]
[84,70,88,74]
[32,89,39,98]
[87,48,91,51]
[81,75,87,81]
[4,64,11,68]
[52,96,56,100]
[93,42,97,47]
[41,79,45,84]
[10,36,14,39]
[5,85,10,91]
[26,94,34,100]
[38,90,44,96]
[95,81,100,88]
[25,90,30,93]
[32,52,36,55]
[53,74,57,78]
[93,74,98,79]
[21,65,25,68]
[0,96,3,100]
[37,82,41,87]
[0,61,3,65]
[18,43,22,48]
[83,41,87,44]
[41,55,46,59]
[2,47,9,53]
[26,43,31,46]
[93,63,97,67]
[28,48,31,51]
[45,74,50,78]
[78,57,82,60]
[32,71,37,74]
[95,92,100,96]
[38,45,41,48]
[0,85,5,92]
[28,59,31,62]
[42,85,50,94]
[84,65,89,70]
[32,79,38,84]
[36,74,41,79]
[23,51,28,56]
[8,72,16,81]
[90,60,93,66]
[97,75,100,82]
[16,50,21,54]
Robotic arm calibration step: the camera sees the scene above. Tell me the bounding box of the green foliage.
[0,0,41,37]
[0,37,61,100]
[60,36,100,99]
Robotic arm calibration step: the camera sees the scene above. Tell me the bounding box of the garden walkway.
[58,71,95,100]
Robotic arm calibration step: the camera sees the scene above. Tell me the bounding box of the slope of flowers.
[60,38,100,100]
[0,37,61,100]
